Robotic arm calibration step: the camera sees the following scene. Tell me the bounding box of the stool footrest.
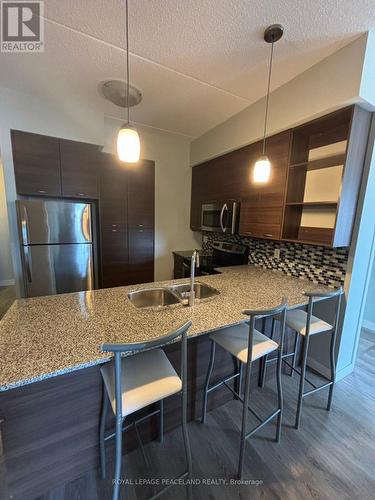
[207,371,240,393]
[245,409,280,439]
[265,351,296,364]
[303,381,333,398]
[104,407,161,442]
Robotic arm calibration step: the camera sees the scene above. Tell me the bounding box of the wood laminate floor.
[0,286,15,320]
[34,329,375,500]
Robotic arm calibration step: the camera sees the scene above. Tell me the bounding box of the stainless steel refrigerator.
[16,200,95,297]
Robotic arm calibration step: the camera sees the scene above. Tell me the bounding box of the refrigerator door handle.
[24,246,33,282]
[21,205,30,245]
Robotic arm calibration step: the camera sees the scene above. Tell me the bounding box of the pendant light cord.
[126,0,130,125]
[262,41,274,155]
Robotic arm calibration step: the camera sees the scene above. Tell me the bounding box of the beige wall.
[104,119,200,281]
[191,34,371,166]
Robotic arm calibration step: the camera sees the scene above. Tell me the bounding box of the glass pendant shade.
[253,155,271,183]
[117,125,140,163]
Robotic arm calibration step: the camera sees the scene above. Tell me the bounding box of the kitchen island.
[0,266,331,499]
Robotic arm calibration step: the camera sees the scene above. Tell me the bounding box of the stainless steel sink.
[128,287,181,308]
[168,282,220,302]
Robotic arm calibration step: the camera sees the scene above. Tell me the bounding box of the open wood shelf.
[289,153,346,171]
[285,201,338,207]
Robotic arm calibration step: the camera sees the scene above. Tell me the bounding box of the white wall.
[103,118,200,281]
[0,160,14,285]
[191,33,371,166]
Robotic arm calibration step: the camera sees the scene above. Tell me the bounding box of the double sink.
[128,282,220,309]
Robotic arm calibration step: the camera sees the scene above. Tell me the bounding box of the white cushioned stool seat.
[210,322,278,363]
[100,348,182,417]
[286,309,332,336]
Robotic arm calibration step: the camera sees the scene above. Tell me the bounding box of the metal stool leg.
[182,391,192,499]
[201,340,216,424]
[159,399,164,443]
[290,330,299,377]
[238,360,252,479]
[327,329,337,411]
[99,383,109,480]
[260,318,276,388]
[276,346,283,442]
[295,334,310,429]
[237,361,243,398]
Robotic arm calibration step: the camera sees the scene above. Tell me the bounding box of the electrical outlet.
[203,235,208,243]
[274,248,280,259]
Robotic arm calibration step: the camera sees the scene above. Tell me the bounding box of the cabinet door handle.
[38,190,47,194]
[76,193,85,197]
[264,233,273,238]
[138,224,143,227]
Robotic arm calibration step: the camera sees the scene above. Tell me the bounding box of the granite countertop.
[0,266,330,392]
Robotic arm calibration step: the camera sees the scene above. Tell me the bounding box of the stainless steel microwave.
[201,201,240,234]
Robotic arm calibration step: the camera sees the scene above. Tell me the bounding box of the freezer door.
[22,244,94,297]
[17,200,92,244]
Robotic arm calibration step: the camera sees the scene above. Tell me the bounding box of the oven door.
[201,202,239,234]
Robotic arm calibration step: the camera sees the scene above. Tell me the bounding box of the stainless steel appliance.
[201,201,239,234]
[16,200,95,297]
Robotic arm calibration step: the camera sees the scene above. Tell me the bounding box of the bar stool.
[201,299,288,479]
[99,321,192,500]
[283,288,343,429]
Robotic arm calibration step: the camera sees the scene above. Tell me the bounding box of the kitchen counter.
[0,265,330,392]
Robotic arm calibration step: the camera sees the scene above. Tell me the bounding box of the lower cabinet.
[100,155,155,288]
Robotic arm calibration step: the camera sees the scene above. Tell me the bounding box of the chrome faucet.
[189,249,200,306]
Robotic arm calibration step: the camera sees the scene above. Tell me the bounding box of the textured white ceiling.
[0,0,374,138]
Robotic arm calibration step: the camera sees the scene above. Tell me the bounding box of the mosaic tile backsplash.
[201,232,348,288]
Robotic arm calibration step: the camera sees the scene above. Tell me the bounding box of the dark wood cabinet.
[11,131,156,288]
[11,130,62,197]
[60,139,100,199]
[99,154,129,288]
[239,131,291,240]
[191,130,291,240]
[127,160,155,285]
[99,156,155,288]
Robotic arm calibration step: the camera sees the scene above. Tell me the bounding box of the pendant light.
[117,0,140,163]
[253,24,284,183]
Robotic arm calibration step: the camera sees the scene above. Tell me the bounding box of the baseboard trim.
[362,319,375,333]
[0,279,15,286]
[307,358,354,382]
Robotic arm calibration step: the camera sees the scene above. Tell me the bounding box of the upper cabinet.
[190,130,291,240]
[11,130,101,199]
[60,139,100,199]
[11,130,62,197]
[190,105,371,248]
[238,131,291,240]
